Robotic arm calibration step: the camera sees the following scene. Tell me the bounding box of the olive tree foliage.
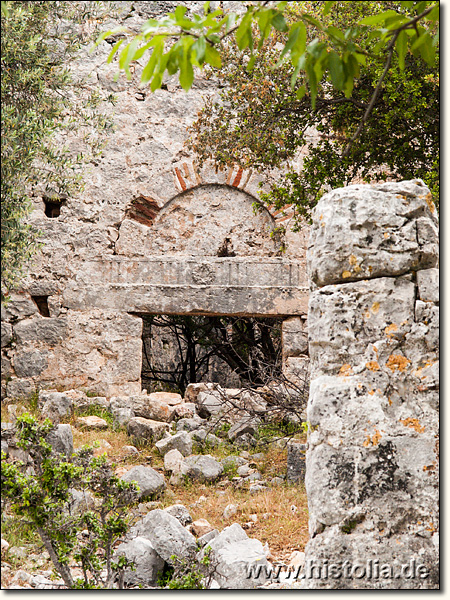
[1,1,116,301]
[1,414,139,589]
[99,0,438,222]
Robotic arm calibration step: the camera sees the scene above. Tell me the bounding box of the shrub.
[1,413,139,588]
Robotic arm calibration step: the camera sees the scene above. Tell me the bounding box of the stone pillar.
[302,180,439,589]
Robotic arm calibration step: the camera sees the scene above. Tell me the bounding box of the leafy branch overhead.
[98,1,439,141]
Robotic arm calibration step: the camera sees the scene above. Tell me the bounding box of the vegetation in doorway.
[141,315,283,395]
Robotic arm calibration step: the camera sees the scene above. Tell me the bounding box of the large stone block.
[308,277,415,377]
[14,318,67,345]
[308,180,438,287]
[13,350,48,378]
[131,509,197,564]
[282,317,308,357]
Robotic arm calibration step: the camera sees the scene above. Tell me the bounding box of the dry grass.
[2,398,309,564]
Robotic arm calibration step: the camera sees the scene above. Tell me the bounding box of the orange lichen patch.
[372,345,378,354]
[354,265,362,273]
[363,429,383,447]
[385,354,410,373]
[339,364,353,377]
[342,270,352,278]
[412,359,436,379]
[399,418,425,433]
[368,265,373,274]
[384,232,389,239]
[426,522,436,533]
[364,310,371,319]
[388,397,392,406]
[371,301,380,314]
[319,214,323,220]
[368,389,375,396]
[422,192,436,214]
[349,254,358,266]
[385,323,398,338]
[366,361,380,372]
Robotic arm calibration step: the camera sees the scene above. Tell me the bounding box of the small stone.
[251,452,265,461]
[1,538,10,553]
[249,484,268,494]
[197,529,219,548]
[223,503,238,520]
[127,417,169,445]
[245,471,262,482]
[164,448,183,473]
[228,417,259,442]
[180,454,224,483]
[149,391,183,406]
[120,465,166,499]
[239,451,251,459]
[192,518,214,537]
[155,430,192,457]
[11,570,32,585]
[76,415,108,429]
[122,445,139,456]
[237,465,251,477]
[164,504,193,526]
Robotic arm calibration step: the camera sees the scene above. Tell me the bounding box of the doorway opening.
[140,315,283,396]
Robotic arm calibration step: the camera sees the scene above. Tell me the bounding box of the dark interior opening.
[43,197,64,218]
[140,315,282,395]
[32,295,50,317]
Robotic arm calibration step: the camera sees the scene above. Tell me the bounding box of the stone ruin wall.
[1,1,310,401]
[0,1,439,589]
[304,180,439,588]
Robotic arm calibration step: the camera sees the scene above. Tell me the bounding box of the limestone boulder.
[228,417,260,442]
[131,509,197,564]
[120,465,166,499]
[164,504,193,526]
[180,454,224,483]
[46,424,73,459]
[132,395,177,422]
[308,180,438,287]
[68,489,95,515]
[176,416,206,432]
[155,430,192,457]
[149,391,183,406]
[75,415,108,429]
[127,417,169,445]
[213,538,270,589]
[164,448,183,473]
[113,537,165,587]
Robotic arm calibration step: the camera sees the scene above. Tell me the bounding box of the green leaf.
[396,30,408,71]
[296,85,306,100]
[247,54,256,72]
[277,21,306,66]
[141,42,163,84]
[204,44,221,68]
[107,39,125,64]
[323,1,336,16]
[328,51,345,91]
[174,5,187,22]
[325,25,345,41]
[236,11,253,51]
[272,12,288,33]
[358,10,398,26]
[193,36,206,65]
[203,1,211,13]
[302,13,323,30]
[179,48,194,91]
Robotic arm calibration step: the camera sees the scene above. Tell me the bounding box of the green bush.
[1,413,139,588]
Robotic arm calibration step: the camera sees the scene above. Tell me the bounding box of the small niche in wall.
[32,295,50,317]
[43,196,65,218]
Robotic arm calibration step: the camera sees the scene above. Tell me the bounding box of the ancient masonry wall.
[303,179,439,589]
[1,1,309,400]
